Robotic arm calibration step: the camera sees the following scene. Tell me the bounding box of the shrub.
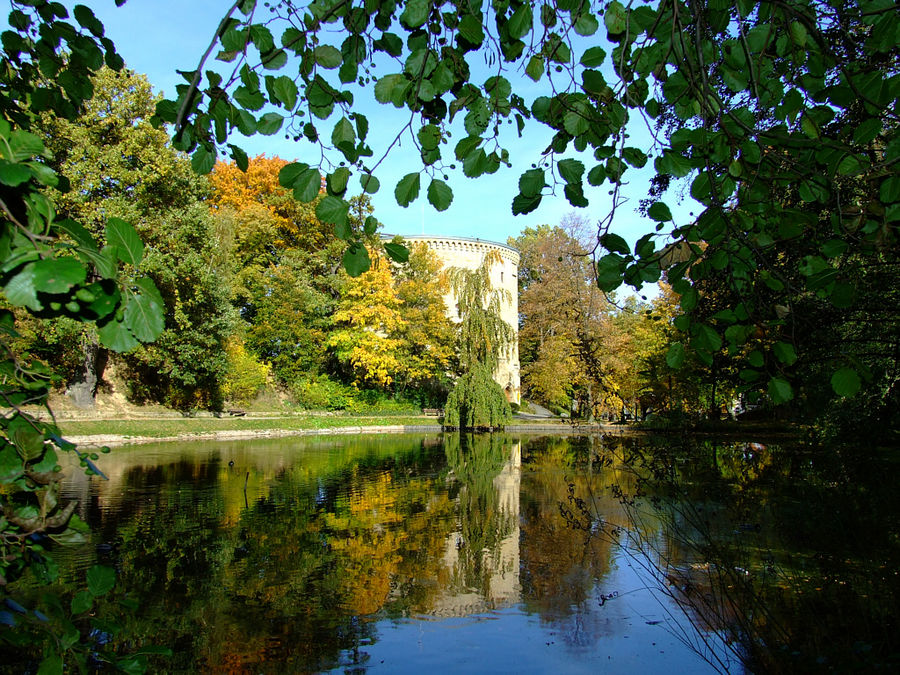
[222,339,270,404]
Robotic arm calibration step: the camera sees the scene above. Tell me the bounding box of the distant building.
[392,235,521,404]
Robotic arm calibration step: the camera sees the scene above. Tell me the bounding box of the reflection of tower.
[432,441,521,617]
[489,440,521,604]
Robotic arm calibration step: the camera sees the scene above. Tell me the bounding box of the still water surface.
[54,432,781,672]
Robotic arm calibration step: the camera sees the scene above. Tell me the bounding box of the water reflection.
[36,433,753,673]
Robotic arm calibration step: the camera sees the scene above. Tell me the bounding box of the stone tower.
[396,235,521,405]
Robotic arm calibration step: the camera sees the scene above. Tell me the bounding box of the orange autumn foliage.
[208,154,329,251]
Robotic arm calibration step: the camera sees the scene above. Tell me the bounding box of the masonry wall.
[399,235,521,405]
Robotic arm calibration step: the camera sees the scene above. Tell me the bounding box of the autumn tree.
[328,251,406,389]
[392,241,456,402]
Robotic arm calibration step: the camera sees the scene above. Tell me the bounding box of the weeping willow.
[445,252,513,429]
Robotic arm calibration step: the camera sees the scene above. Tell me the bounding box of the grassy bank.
[58,414,441,439]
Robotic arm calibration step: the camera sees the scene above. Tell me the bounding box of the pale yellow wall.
[397,236,521,405]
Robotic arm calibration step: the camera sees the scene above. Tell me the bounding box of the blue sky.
[14,1,694,253]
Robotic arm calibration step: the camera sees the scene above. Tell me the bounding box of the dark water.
[41,432,900,672]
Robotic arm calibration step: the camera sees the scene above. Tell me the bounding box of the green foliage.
[448,252,513,375]
[0,4,166,668]
[34,67,234,411]
[162,0,897,432]
[444,363,512,430]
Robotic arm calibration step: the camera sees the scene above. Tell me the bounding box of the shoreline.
[63,420,796,448]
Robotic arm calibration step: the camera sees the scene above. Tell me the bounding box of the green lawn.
[58,415,441,439]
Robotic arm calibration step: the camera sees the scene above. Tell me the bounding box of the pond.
[20,432,900,672]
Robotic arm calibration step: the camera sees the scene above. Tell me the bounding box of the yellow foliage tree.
[328,253,406,388]
[393,242,456,393]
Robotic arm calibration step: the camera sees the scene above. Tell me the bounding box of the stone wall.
[396,235,521,404]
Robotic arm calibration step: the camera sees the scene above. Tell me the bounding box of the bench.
[227,409,247,417]
[423,408,444,416]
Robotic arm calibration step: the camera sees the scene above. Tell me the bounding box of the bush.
[291,375,352,410]
[222,339,270,404]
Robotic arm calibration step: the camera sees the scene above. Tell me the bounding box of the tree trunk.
[66,333,107,408]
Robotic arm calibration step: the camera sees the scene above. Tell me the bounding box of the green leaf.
[0,161,32,186]
[71,590,93,615]
[293,168,322,202]
[261,48,287,70]
[580,46,606,68]
[879,176,900,203]
[525,56,544,81]
[106,218,144,267]
[417,124,441,150]
[249,24,275,53]
[557,159,584,184]
[656,151,693,178]
[256,112,283,135]
[666,342,685,368]
[400,0,429,28]
[314,45,342,69]
[600,233,629,255]
[87,565,116,597]
[384,242,409,263]
[426,179,453,212]
[32,258,86,294]
[360,173,380,194]
[604,1,627,34]
[774,341,798,365]
[694,324,722,352]
[190,145,216,174]
[507,6,532,39]
[124,292,164,343]
[229,144,249,172]
[512,193,542,215]
[36,655,63,675]
[518,169,545,198]
[596,253,626,292]
[97,317,139,352]
[647,202,672,222]
[394,173,420,207]
[458,15,484,45]
[332,117,356,149]
[574,12,599,36]
[315,196,350,230]
[0,447,24,484]
[278,162,307,189]
[268,75,298,110]
[768,377,793,404]
[342,244,371,277]
[326,167,350,195]
[831,367,860,397]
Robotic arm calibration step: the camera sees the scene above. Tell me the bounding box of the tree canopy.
[142,0,898,413]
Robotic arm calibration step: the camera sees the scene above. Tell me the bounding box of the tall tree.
[392,241,456,400]
[444,252,513,429]
[37,67,234,410]
[328,251,406,389]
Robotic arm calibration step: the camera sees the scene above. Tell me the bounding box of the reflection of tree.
[443,433,517,599]
[56,435,461,671]
[519,437,618,619]
[572,436,900,673]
